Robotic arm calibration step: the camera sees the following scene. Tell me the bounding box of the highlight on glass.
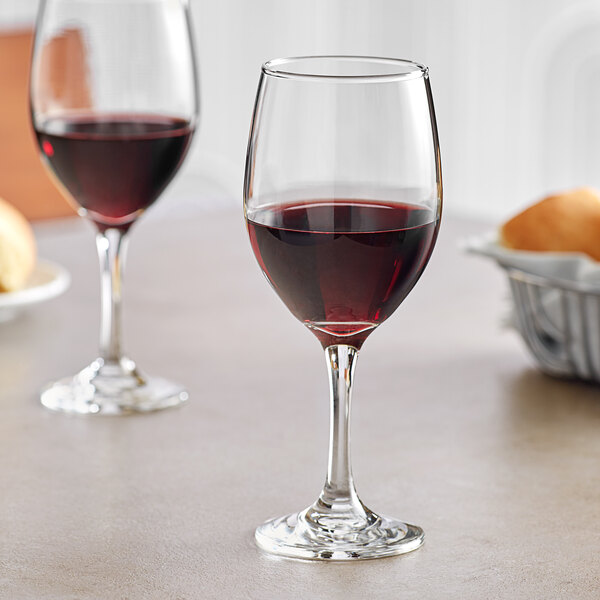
[30,0,199,415]
[244,56,442,560]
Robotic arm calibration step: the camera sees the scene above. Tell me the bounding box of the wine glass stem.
[96,228,128,363]
[317,344,363,513]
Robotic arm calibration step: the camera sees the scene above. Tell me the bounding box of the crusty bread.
[500,188,600,261]
[0,197,36,292]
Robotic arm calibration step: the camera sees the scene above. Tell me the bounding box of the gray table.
[1,210,599,599]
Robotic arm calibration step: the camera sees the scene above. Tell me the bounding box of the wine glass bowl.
[30,0,198,415]
[245,56,441,559]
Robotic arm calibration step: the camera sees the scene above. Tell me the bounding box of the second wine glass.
[30,0,199,415]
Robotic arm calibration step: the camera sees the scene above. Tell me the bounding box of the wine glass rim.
[262,55,428,82]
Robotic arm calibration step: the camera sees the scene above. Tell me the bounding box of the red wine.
[35,114,194,230]
[247,200,439,348]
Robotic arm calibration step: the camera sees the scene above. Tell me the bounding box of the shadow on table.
[503,367,600,434]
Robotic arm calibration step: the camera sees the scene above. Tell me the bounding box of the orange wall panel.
[0,30,75,220]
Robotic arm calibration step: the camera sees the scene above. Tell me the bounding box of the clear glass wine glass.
[30,0,199,415]
[244,56,442,560]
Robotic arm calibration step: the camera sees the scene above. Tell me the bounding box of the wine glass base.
[40,357,188,416]
[255,509,424,561]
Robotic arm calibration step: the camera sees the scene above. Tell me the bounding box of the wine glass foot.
[255,508,424,561]
[40,357,188,415]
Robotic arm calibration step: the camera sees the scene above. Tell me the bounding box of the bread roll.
[500,188,600,261]
[0,197,36,292]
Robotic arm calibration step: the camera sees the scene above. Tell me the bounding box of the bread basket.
[465,233,600,383]
[505,266,600,382]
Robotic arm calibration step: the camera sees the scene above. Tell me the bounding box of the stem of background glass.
[96,228,128,364]
[312,344,368,519]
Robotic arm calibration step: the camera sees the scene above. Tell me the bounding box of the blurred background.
[2,0,599,223]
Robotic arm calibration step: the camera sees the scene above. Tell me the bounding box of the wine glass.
[30,0,199,415]
[244,56,442,560]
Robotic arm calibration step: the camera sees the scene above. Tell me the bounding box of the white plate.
[0,259,70,322]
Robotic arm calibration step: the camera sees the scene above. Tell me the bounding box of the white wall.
[0,0,37,29]
[11,0,600,222]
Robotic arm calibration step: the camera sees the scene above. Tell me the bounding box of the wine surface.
[35,114,194,230]
[247,199,439,347]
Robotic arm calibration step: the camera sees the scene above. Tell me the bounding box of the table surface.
[2,210,600,600]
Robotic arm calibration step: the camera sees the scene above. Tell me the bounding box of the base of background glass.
[40,357,188,415]
[255,508,424,561]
